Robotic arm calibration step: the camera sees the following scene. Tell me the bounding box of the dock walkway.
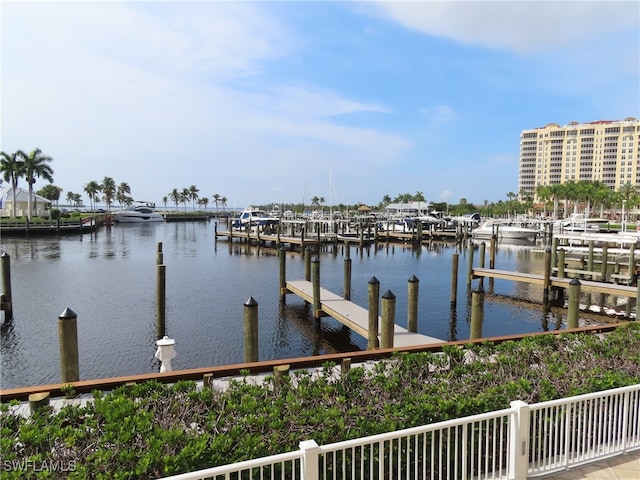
[472,268,637,297]
[285,280,443,347]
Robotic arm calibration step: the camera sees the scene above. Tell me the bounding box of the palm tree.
[84,181,101,212]
[188,185,199,211]
[101,176,116,211]
[0,150,24,218]
[18,148,54,219]
[37,184,63,208]
[212,194,221,214]
[116,182,131,209]
[181,188,190,212]
[66,191,76,205]
[169,189,180,211]
[220,196,228,212]
[199,197,209,210]
[162,196,168,210]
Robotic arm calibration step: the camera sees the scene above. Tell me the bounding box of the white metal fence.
[164,384,640,480]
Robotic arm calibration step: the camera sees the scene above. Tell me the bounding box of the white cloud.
[371,1,638,54]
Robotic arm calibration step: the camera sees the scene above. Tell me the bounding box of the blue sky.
[2,1,638,209]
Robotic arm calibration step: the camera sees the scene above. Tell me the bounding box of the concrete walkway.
[540,451,640,479]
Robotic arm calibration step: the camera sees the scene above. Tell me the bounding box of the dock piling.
[567,278,581,329]
[367,277,380,349]
[1,252,13,321]
[407,275,419,333]
[470,286,484,340]
[380,290,396,348]
[243,297,259,363]
[58,307,80,383]
[450,253,459,307]
[156,264,166,339]
[312,257,321,318]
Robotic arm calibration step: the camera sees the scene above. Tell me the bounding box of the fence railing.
[163,384,640,480]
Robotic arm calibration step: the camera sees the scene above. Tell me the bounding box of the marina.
[1,217,638,391]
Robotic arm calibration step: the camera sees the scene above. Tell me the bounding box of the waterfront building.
[518,117,640,200]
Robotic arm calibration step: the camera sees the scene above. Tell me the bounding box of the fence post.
[407,275,419,333]
[509,400,530,480]
[368,276,380,350]
[299,439,321,479]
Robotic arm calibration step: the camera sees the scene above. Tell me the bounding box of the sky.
[1,1,639,209]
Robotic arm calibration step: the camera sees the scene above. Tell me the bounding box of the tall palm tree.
[212,193,221,214]
[101,176,116,211]
[116,182,131,209]
[181,188,190,212]
[18,148,54,219]
[84,181,101,212]
[0,150,24,218]
[162,196,168,210]
[188,185,199,211]
[221,196,228,212]
[169,189,180,211]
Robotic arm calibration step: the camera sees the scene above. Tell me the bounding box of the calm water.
[1,221,570,389]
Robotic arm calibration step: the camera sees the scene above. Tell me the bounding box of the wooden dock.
[472,268,637,297]
[284,279,443,347]
[215,229,324,248]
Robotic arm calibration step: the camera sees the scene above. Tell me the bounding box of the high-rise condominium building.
[518,117,640,200]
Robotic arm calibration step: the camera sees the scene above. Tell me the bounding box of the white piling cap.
[156,335,175,346]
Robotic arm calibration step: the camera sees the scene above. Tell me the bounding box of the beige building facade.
[518,117,640,199]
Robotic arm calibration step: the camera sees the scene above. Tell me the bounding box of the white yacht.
[113,203,164,223]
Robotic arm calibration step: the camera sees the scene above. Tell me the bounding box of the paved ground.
[540,451,640,479]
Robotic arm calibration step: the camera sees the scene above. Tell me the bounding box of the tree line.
[0,148,230,218]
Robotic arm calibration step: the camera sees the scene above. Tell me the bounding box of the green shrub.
[1,323,639,478]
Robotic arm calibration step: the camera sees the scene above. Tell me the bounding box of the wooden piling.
[543,248,552,303]
[343,257,352,300]
[304,247,311,281]
[156,264,166,340]
[279,247,286,298]
[29,392,50,413]
[1,252,13,321]
[380,290,396,349]
[273,364,290,389]
[470,286,484,340]
[567,278,581,329]
[557,249,566,278]
[367,276,380,350]
[489,236,496,269]
[407,275,419,333]
[244,297,259,363]
[466,243,475,290]
[58,307,80,383]
[312,257,321,318]
[450,253,459,307]
[156,241,163,265]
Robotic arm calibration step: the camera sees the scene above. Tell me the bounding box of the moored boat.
[471,219,539,241]
[113,203,164,223]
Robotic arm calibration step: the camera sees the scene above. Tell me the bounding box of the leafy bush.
[1,323,639,478]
